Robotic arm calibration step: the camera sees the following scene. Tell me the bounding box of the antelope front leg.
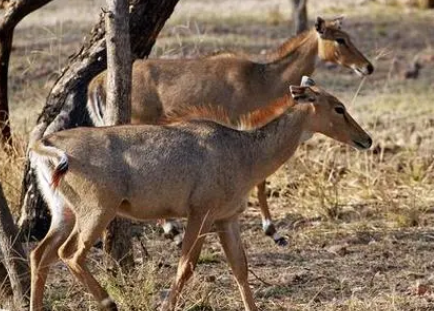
[161,212,213,311]
[216,216,258,311]
[257,180,287,246]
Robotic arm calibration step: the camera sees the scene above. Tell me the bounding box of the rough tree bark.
[0,182,29,309]
[291,0,308,35]
[102,0,134,271]
[104,0,131,125]
[0,0,53,147]
[417,0,434,8]
[19,0,180,246]
[0,259,13,300]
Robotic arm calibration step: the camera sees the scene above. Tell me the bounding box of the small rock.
[410,282,433,296]
[326,244,349,256]
[403,61,422,79]
[205,275,216,283]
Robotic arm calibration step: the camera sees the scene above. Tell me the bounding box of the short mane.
[204,28,315,64]
[206,50,266,63]
[162,94,293,131]
[269,29,315,63]
[205,51,246,59]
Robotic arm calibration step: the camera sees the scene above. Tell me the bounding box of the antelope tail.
[87,83,106,127]
[30,139,69,188]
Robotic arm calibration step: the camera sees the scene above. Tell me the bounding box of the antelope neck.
[239,106,311,188]
[264,29,319,91]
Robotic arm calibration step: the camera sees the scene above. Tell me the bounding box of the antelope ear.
[315,17,326,34]
[301,76,316,87]
[289,86,316,103]
[331,16,344,29]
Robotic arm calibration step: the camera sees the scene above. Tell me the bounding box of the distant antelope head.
[315,16,374,76]
[290,76,372,150]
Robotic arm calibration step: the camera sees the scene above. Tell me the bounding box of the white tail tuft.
[87,85,106,127]
[30,141,69,189]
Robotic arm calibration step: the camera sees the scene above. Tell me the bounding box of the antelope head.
[290,76,372,150]
[315,16,374,76]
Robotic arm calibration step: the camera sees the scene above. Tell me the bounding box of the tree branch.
[0,0,52,146]
[0,182,29,309]
[0,0,52,33]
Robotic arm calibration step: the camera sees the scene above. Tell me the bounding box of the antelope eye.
[335,107,345,114]
[336,38,346,45]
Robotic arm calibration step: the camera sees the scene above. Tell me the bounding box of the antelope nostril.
[366,64,374,75]
[366,137,372,147]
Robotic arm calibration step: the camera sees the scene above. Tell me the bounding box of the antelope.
[30,76,372,311]
[87,18,373,246]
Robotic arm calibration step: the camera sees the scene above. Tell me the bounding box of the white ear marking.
[301,76,315,87]
[334,15,345,29]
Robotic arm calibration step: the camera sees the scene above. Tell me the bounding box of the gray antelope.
[87,16,374,246]
[30,76,372,311]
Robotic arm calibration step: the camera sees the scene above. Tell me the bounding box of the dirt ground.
[1,0,434,310]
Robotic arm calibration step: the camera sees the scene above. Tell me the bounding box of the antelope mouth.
[352,138,372,150]
[352,64,374,76]
[354,68,365,77]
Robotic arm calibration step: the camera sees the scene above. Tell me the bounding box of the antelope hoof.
[101,298,118,311]
[173,233,183,248]
[274,236,288,247]
[163,228,180,240]
[159,291,174,311]
[263,222,277,237]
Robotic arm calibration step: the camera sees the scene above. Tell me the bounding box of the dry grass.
[0,135,27,214]
[1,0,434,310]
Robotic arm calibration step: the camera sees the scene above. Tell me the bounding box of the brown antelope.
[87,16,373,246]
[88,16,373,246]
[30,76,372,311]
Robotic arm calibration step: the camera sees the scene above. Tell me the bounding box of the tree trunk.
[0,0,53,147]
[0,258,13,300]
[0,182,29,309]
[0,32,12,146]
[19,0,180,246]
[104,0,132,125]
[418,0,434,8]
[291,0,308,35]
[102,0,134,271]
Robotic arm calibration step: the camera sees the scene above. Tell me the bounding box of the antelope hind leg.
[30,206,75,311]
[160,219,184,247]
[161,212,213,311]
[58,208,118,310]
